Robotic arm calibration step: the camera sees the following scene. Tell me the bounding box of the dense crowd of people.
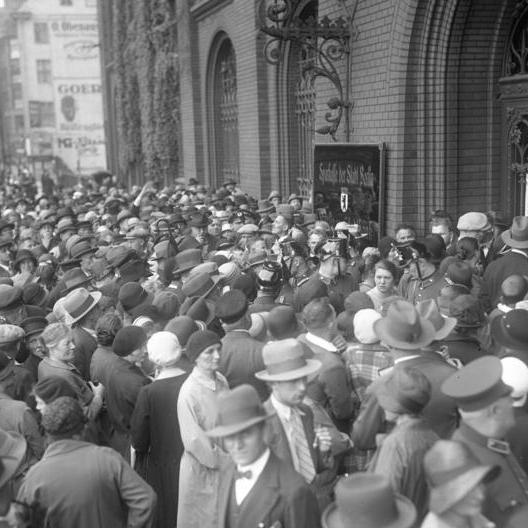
[0,175,527,527]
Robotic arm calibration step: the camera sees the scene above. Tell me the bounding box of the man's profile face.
[224,424,267,466]
[271,376,307,407]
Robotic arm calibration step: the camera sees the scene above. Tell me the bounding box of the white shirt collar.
[156,366,186,380]
[269,394,305,420]
[497,303,513,313]
[305,332,338,352]
[270,393,293,420]
[238,447,270,475]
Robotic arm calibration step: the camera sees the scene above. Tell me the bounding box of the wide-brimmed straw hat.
[255,338,321,382]
[373,300,436,350]
[62,287,102,324]
[322,473,416,528]
[424,440,499,515]
[206,384,273,438]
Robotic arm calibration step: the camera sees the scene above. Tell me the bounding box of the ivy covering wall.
[112,0,180,183]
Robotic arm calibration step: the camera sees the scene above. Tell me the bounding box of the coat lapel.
[237,454,281,528]
[218,461,236,528]
[263,399,293,466]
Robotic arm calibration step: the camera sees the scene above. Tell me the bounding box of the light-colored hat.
[424,440,499,515]
[353,309,381,344]
[147,331,182,368]
[62,287,102,324]
[218,262,242,285]
[501,356,528,407]
[456,212,491,233]
[373,300,436,350]
[0,324,25,345]
[237,223,259,235]
[416,299,457,341]
[255,338,321,382]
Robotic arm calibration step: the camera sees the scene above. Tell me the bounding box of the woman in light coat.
[177,330,229,528]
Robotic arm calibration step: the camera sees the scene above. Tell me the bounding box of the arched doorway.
[500,6,528,215]
[207,34,239,188]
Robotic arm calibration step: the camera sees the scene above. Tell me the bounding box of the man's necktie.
[289,410,316,483]
[235,470,252,480]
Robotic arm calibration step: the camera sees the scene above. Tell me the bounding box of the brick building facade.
[177,0,528,234]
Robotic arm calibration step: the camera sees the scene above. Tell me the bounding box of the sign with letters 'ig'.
[313,144,385,241]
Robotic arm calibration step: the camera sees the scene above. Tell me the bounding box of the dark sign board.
[313,143,385,241]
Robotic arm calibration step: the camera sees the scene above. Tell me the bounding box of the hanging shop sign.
[313,143,386,241]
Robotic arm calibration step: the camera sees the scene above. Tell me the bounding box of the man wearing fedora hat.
[480,216,528,312]
[63,287,103,381]
[442,356,528,526]
[352,301,458,454]
[179,212,217,255]
[256,339,336,510]
[207,384,321,528]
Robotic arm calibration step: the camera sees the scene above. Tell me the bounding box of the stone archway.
[386,0,517,231]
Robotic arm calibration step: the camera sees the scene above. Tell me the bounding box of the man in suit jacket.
[255,339,337,511]
[297,297,356,432]
[207,384,321,528]
[216,290,269,400]
[352,301,458,451]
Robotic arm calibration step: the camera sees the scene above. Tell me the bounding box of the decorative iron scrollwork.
[258,0,357,140]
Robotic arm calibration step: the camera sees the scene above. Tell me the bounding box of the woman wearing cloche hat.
[176,330,230,528]
[130,332,187,528]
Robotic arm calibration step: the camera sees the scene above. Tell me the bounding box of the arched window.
[278,0,318,199]
[208,35,239,187]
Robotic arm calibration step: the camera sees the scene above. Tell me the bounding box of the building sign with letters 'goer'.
[313,144,385,242]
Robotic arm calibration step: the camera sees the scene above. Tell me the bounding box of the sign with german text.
[313,144,385,239]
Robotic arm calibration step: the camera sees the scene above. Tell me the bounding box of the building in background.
[95,0,528,234]
[173,0,528,234]
[0,0,105,183]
